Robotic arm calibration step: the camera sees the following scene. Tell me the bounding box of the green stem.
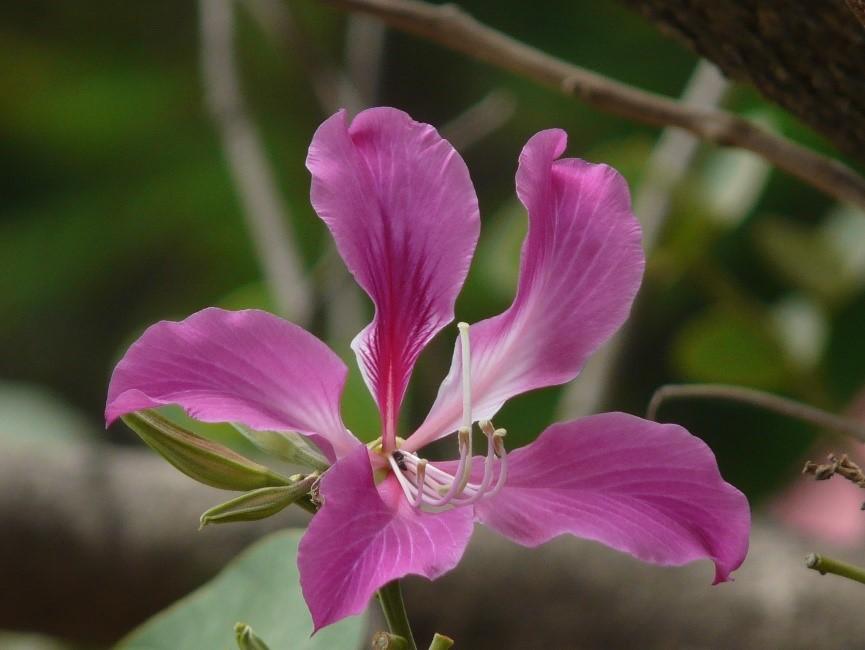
[371,632,409,649]
[376,580,417,650]
[806,553,865,586]
[428,633,455,649]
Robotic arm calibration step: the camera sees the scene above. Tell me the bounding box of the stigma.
[388,322,509,513]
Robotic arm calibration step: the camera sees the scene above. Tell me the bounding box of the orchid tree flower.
[106,107,750,631]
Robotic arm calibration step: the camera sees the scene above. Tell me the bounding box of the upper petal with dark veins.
[307,108,480,448]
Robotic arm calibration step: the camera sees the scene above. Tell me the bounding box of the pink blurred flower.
[106,108,750,630]
[772,389,865,546]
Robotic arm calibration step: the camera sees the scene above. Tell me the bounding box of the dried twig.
[322,0,865,211]
[200,0,312,321]
[647,383,865,444]
[802,453,865,505]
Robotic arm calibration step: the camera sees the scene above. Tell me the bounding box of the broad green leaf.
[117,529,365,650]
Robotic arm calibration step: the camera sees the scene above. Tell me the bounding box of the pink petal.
[408,130,644,450]
[105,308,359,460]
[298,446,474,630]
[307,108,480,448]
[474,412,750,583]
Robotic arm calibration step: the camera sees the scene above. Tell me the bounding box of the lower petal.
[474,412,750,583]
[298,446,474,631]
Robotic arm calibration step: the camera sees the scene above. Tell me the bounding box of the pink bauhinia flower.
[106,107,750,630]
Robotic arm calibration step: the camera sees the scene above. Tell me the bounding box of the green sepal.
[234,622,271,650]
[232,424,329,471]
[199,476,318,528]
[122,410,291,491]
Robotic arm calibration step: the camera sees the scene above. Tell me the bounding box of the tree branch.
[647,383,865,444]
[321,0,865,212]
[847,0,865,29]
[200,0,312,321]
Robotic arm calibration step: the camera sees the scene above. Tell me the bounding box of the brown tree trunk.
[620,0,865,161]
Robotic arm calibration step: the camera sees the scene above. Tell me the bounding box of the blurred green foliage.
[3,0,865,514]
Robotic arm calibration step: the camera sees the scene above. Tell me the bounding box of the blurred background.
[3,1,865,648]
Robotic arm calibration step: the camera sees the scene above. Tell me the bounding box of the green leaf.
[117,529,365,649]
[123,410,291,491]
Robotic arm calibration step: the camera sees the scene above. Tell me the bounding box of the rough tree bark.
[619,0,865,161]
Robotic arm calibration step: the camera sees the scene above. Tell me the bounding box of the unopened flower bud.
[234,622,271,650]
[122,410,291,491]
[199,475,318,528]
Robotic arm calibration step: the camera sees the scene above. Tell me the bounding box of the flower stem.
[376,580,416,650]
[806,553,865,586]
[428,633,454,649]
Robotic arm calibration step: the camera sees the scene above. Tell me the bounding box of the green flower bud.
[122,410,291,491]
[234,622,271,650]
[199,475,318,528]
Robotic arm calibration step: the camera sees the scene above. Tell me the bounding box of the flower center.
[388,322,509,512]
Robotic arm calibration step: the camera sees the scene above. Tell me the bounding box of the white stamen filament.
[391,423,508,512]
[388,322,510,512]
[412,459,428,508]
[458,322,472,431]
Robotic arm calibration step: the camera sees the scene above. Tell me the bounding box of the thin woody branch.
[802,453,865,511]
[321,0,865,212]
[647,383,865,444]
[845,0,865,29]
